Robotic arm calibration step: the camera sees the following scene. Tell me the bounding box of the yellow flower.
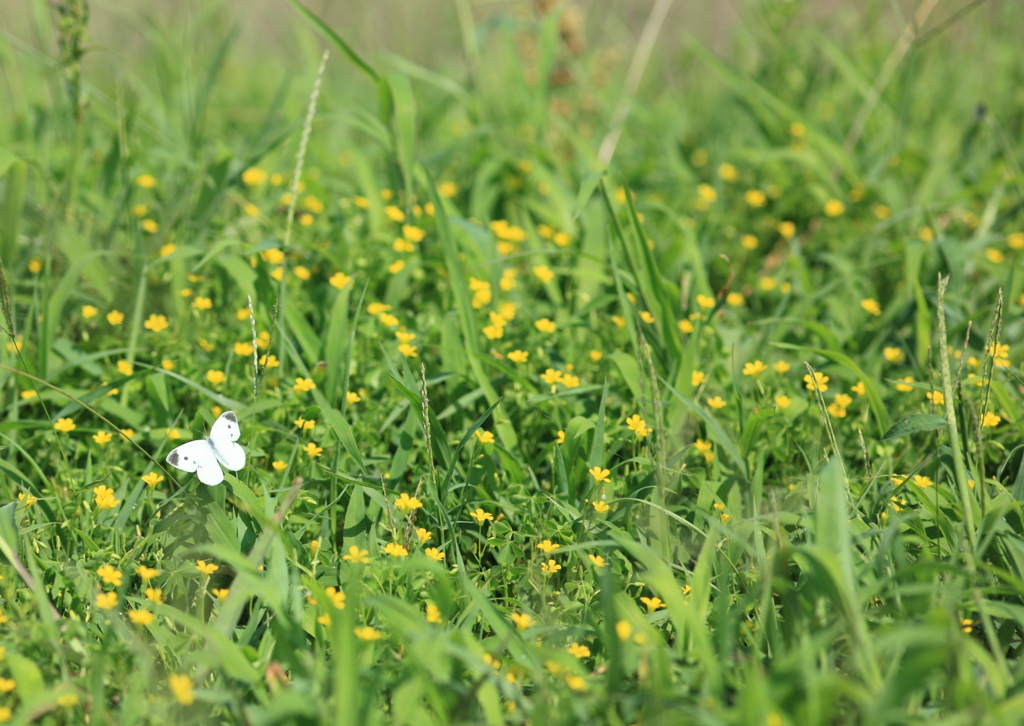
[354,626,383,641]
[192,296,213,311]
[541,368,563,385]
[510,613,534,630]
[158,242,176,257]
[926,390,945,405]
[395,330,416,343]
[592,500,610,513]
[329,272,352,290]
[93,485,121,509]
[882,346,905,364]
[95,591,118,610]
[717,163,738,182]
[774,395,792,409]
[17,492,37,505]
[259,354,280,368]
[860,298,882,316]
[740,234,758,250]
[234,341,255,356]
[384,205,405,222]
[398,343,418,358]
[106,310,125,325]
[92,431,113,446]
[128,609,156,625]
[777,220,796,238]
[615,620,633,640]
[588,554,607,568]
[482,324,504,340]
[824,198,845,217]
[388,259,405,274]
[639,310,655,324]
[556,430,565,444]
[97,564,123,586]
[589,466,611,483]
[424,548,445,562]
[54,417,76,433]
[136,174,157,188]
[533,265,555,283]
[612,315,627,328]
[438,181,459,197]
[137,565,160,581]
[82,305,99,319]
[211,588,230,601]
[56,693,78,708]
[474,430,495,444]
[726,292,744,307]
[744,189,766,207]
[911,475,934,488]
[169,674,194,705]
[416,528,432,544]
[827,403,847,418]
[425,603,443,623]
[343,545,370,564]
[640,596,665,612]
[985,248,1004,264]
[195,560,219,575]
[346,391,361,405]
[803,372,829,392]
[145,587,164,604]
[304,442,323,458]
[470,508,494,523]
[535,318,556,333]
[537,539,560,553]
[241,167,267,186]
[140,472,165,489]
[567,643,591,658]
[395,492,424,512]
[706,396,727,409]
[742,360,767,377]
[696,294,715,310]
[140,219,159,233]
[982,411,1001,427]
[204,370,225,386]
[562,374,581,388]
[895,376,914,393]
[625,414,653,438]
[383,542,409,557]
[293,377,316,394]
[143,314,169,332]
[541,559,562,574]
[507,350,529,363]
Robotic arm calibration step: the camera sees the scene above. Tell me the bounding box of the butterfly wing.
[209,410,246,472]
[166,439,225,486]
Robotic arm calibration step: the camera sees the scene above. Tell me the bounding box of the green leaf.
[882,414,948,441]
[285,0,379,82]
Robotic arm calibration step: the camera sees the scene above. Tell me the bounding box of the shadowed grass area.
[1,1,1024,724]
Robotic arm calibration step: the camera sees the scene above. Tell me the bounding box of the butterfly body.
[166,411,245,486]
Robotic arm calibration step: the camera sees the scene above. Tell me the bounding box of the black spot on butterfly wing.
[223,411,238,423]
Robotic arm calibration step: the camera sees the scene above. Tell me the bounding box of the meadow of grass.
[1,0,1024,723]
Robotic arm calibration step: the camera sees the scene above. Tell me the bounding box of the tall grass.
[1,1,1023,724]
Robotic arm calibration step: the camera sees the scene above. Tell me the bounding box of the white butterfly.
[165,411,245,486]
